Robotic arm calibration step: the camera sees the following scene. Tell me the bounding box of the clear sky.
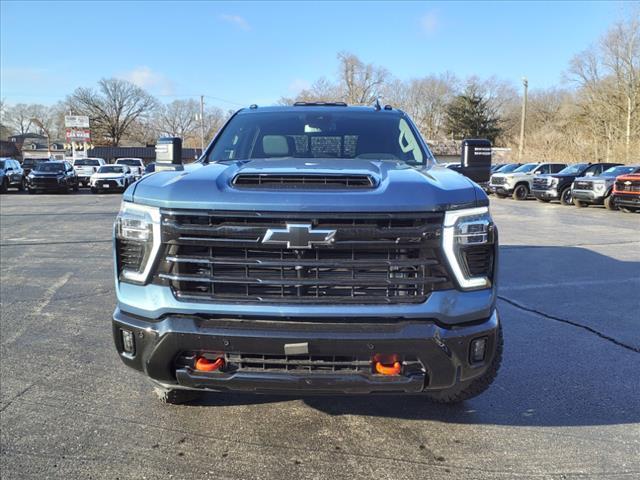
[0,0,634,109]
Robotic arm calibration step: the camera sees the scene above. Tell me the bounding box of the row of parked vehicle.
[485,162,640,213]
[0,157,156,194]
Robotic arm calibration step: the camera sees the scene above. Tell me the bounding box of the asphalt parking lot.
[1,191,639,479]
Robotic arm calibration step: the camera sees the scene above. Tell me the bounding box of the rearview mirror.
[449,139,492,183]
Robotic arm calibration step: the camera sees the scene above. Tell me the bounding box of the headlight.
[114,202,161,284]
[443,207,496,290]
[549,178,558,187]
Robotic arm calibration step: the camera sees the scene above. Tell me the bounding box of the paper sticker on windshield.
[398,119,423,162]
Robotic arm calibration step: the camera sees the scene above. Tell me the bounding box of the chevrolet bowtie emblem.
[262,223,336,249]
[624,181,632,185]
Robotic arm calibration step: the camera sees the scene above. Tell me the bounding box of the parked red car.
[612,173,640,213]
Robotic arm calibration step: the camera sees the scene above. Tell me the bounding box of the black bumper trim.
[112,308,500,394]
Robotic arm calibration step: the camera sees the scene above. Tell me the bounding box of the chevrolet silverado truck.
[573,165,640,209]
[612,173,640,213]
[112,104,501,404]
[489,162,566,200]
[73,157,106,187]
[532,162,621,205]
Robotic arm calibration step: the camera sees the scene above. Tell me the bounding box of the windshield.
[496,164,520,173]
[557,163,588,175]
[35,163,64,172]
[513,163,538,173]
[116,159,141,166]
[74,159,101,166]
[206,111,429,165]
[600,166,638,177]
[98,166,125,174]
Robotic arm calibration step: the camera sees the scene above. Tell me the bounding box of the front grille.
[573,180,593,190]
[232,173,375,189]
[96,180,121,188]
[31,177,60,186]
[532,177,550,190]
[116,239,145,273]
[490,176,506,185]
[461,245,494,278]
[154,211,452,304]
[615,180,640,193]
[227,353,371,373]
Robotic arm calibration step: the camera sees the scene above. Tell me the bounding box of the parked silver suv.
[489,162,566,200]
[572,165,640,209]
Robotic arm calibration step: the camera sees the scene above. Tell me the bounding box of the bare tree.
[154,99,200,139]
[66,78,158,146]
[337,52,389,105]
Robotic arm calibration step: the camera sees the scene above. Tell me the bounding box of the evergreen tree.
[445,86,502,143]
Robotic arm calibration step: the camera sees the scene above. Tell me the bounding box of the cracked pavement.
[1,191,639,479]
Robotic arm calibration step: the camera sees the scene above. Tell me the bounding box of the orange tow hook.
[374,361,402,375]
[195,356,225,372]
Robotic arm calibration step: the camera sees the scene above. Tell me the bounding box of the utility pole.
[518,77,528,161]
[200,95,205,153]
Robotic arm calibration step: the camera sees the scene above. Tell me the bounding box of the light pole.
[200,95,205,154]
[518,77,528,162]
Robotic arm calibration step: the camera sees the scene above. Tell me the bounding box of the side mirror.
[155,137,183,171]
[449,139,492,183]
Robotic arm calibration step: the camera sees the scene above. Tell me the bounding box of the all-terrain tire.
[560,187,573,206]
[573,198,588,208]
[423,325,503,404]
[153,386,203,405]
[512,184,529,200]
[537,198,551,203]
[604,195,617,211]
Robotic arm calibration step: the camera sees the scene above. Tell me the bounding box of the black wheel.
[18,178,26,191]
[536,198,551,203]
[604,195,617,211]
[27,188,38,194]
[512,184,529,200]
[0,178,7,194]
[424,325,503,404]
[153,386,203,405]
[573,198,588,208]
[560,187,573,205]
[91,187,99,194]
[494,192,507,199]
[73,182,79,192]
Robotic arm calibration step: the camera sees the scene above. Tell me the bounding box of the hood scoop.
[231,173,376,189]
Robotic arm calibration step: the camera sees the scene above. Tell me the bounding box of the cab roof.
[237,103,402,116]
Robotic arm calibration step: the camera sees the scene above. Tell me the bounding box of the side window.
[537,164,550,174]
[550,164,564,173]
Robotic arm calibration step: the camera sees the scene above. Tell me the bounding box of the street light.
[518,77,528,162]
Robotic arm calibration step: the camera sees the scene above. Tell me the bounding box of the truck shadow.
[189,245,639,427]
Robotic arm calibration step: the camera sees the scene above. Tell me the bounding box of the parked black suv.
[532,163,621,205]
[26,160,79,193]
[0,158,25,193]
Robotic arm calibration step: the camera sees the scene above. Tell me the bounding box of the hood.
[93,172,125,179]
[127,158,482,212]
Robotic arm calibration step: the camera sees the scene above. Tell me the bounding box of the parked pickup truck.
[532,162,621,205]
[112,104,501,405]
[72,157,106,187]
[115,158,145,180]
[489,162,566,200]
[612,173,640,213]
[572,165,640,209]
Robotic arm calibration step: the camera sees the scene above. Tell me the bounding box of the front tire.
[0,178,7,194]
[424,325,503,404]
[573,198,588,208]
[604,196,617,211]
[494,192,507,199]
[153,386,203,405]
[18,178,26,191]
[560,187,573,205]
[536,198,551,203]
[512,184,529,200]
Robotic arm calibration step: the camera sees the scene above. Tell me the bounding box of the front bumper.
[572,189,603,204]
[532,188,559,200]
[27,178,66,190]
[113,308,500,394]
[613,194,640,208]
[489,185,512,195]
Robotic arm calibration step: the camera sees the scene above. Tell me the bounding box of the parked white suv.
[115,158,145,180]
[73,157,106,187]
[90,165,135,193]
